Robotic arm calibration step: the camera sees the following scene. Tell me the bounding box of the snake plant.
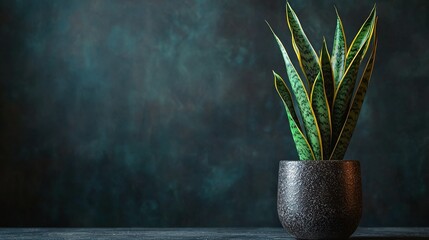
[269,3,378,160]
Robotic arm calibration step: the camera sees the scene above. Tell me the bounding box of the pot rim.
[279,160,360,163]
[280,160,358,161]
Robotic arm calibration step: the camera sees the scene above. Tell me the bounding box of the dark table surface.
[0,228,428,239]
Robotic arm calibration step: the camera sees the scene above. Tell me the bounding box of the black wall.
[0,0,428,226]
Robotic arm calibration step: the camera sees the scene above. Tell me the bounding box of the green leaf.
[286,2,320,88]
[331,43,366,143]
[267,23,322,160]
[320,39,335,108]
[330,33,377,160]
[331,22,375,143]
[274,72,315,160]
[310,73,331,160]
[331,8,347,88]
[345,5,376,68]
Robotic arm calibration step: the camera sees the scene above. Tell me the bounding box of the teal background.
[0,0,428,226]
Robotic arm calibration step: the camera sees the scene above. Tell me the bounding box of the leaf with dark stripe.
[331,8,347,88]
[310,73,331,159]
[345,5,376,68]
[286,2,320,88]
[267,23,322,159]
[331,19,376,143]
[320,39,335,108]
[274,72,315,160]
[330,32,377,160]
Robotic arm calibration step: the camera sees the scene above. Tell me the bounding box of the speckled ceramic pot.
[277,160,362,240]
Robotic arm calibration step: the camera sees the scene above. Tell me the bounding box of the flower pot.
[277,160,362,240]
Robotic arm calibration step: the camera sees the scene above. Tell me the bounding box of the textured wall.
[0,0,428,227]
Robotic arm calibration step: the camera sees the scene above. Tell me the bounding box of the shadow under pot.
[277,160,362,240]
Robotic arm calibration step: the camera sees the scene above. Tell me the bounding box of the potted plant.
[268,3,377,239]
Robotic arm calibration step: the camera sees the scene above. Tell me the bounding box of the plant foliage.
[269,3,378,160]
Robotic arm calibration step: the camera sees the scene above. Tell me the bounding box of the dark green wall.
[0,0,428,226]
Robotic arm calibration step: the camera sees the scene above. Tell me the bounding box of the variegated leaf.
[274,72,315,160]
[345,5,376,68]
[331,37,370,143]
[321,39,335,108]
[330,32,377,160]
[331,8,347,88]
[286,2,320,88]
[331,16,377,144]
[310,73,331,160]
[267,23,322,160]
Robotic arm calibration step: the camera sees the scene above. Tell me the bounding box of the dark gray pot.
[277,160,362,240]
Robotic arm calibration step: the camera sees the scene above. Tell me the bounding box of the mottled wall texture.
[0,0,428,227]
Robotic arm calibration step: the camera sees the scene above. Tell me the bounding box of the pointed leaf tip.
[333,5,338,13]
[285,2,320,89]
